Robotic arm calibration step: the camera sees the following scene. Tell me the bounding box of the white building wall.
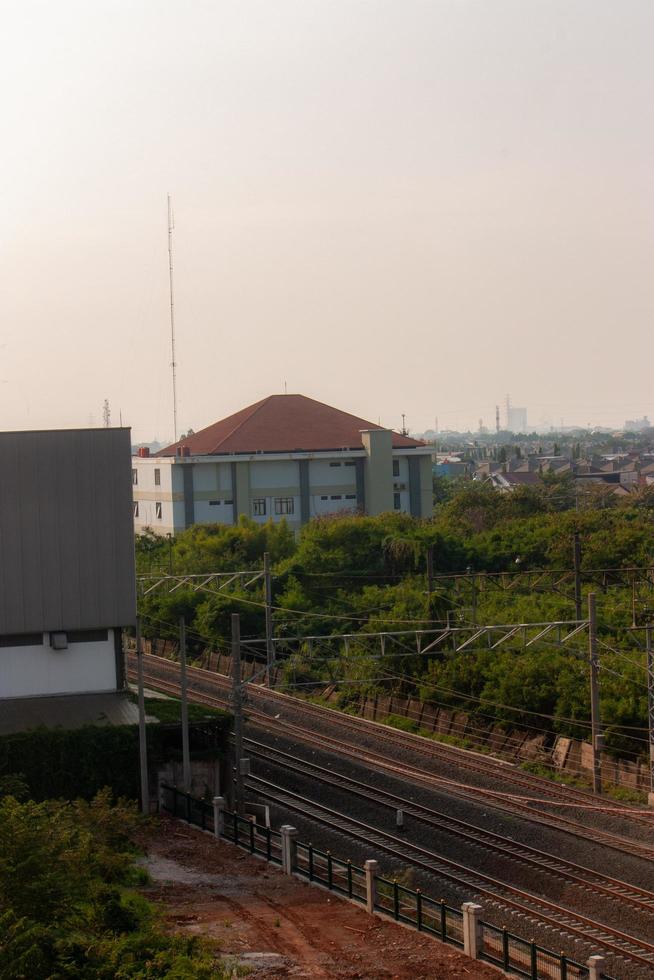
[0,631,118,699]
[250,460,298,489]
[194,499,235,524]
[311,492,358,516]
[309,459,358,488]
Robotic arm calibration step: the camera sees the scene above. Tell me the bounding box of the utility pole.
[135,616,150,815]
[264,552,274,686]
[632,574,638,628]
[427,545,434,599]
[573,532,582,622]
[231,613,244,815]
[179,617,191,792]
[588,594,603,794]
[167,194,178,443]
[647,625,654,807]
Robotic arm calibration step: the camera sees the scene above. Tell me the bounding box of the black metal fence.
[159,784,615,980]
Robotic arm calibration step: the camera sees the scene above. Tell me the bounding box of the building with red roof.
[133,394,433,533]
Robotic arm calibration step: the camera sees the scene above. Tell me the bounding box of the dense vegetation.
[0,788,224,979]
[0,709,230,802]
[136,483,654,757]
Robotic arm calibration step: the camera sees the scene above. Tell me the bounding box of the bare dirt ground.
[140,816,500,979]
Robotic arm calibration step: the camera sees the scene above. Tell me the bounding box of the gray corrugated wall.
[0,428,136,633]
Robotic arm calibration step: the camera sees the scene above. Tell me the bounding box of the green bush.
[0,791,226,979]
[0,709,230,802]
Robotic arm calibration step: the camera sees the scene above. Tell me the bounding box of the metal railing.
[160,784,616,980]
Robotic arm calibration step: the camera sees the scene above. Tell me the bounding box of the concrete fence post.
[212,796,225,840]
[587,955,606,980]
[364,859,379,914]
[280,825,298,875]
[462,902,483,959]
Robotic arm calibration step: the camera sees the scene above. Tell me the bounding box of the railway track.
[245,736,654,918]
[130,650,654,826]
[245,773,654,974]
[130,652,654,863]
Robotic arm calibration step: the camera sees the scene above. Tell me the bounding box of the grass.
[131,694,229,725]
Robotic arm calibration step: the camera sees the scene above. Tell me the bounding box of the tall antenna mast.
[167,194,178,443]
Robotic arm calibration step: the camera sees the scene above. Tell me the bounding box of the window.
[330,494,342,500]
[133,501,139,518]
[274,497,294,515]
[253,498,266,516]
[0,633,43,648]
[225,499,233,505]
[132,468,138,485]
[344,461,356,467]
[155,501,162,520]
[154,468,161,486]
[320,495,328,500]
[345,494,356,500]
[392,459,400,477]
[329,461,341,467]
[393,492,401,510]
[67,629,108,644]
[209,500,220,506]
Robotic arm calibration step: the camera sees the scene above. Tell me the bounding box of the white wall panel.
[0,632,117,699]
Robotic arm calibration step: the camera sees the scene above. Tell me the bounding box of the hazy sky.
[2,1,653,440]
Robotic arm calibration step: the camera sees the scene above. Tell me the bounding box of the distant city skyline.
[3,2,653,442]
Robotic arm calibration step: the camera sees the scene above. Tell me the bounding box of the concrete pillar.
[212,796,225,839]
[360,429,393,515]
[408,456,421,517]
[419,454,434,518]
[462,902,483,959]
[182,463,195,528]
[280,825,298,875]
[298,458,310,524]
[230,461,250,524]
[587,955,606,980]
[355,458,366,513]
[364,859,379,914]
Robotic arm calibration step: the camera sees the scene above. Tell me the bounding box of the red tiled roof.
[157,394,425,456]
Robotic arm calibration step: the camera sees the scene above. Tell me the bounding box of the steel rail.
[130,650,654,820]
[245,773,654,971]
[245,737,654,916]
[130,654,654,828]
[133,662,654,864]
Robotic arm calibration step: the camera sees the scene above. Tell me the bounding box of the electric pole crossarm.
[524,623,557,647]
[490,626,521,649]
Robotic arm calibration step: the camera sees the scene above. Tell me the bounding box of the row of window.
[133,461,401,488]
[134,502,162,519]
[132,469,160,486]
[0,629,109,648]
[134,493,401,522]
